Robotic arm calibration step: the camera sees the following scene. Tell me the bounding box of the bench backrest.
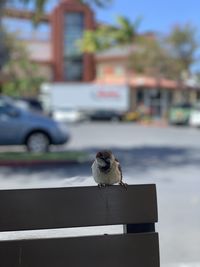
[0,184,159,267]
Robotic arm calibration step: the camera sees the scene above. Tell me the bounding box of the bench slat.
[0,233,159,267]
[0,184,158,231]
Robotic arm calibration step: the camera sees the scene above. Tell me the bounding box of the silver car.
[0,96,70,152]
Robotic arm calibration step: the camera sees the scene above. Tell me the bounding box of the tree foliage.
[130,24,199,80]
[0,0,10,69]
[79,16,141,53]
[0,28,12,70]
[78,25,115,53]
[166,23,199,75]
[126,24,199,81]
[1,33,45,97]
[80,18,199,82]
[129,35,184,80]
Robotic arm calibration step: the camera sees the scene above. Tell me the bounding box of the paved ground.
[0,122,200,267]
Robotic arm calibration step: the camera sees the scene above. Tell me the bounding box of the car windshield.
[0,96,19,110]
[0,96,14,106]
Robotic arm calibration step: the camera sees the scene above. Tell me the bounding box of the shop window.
[149,89,161,100]
[137,89,144,103]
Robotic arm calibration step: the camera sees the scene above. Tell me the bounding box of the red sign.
[96,90,120,98]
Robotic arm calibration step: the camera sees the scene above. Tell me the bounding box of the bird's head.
[95,150,115,168]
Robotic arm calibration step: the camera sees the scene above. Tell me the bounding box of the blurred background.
[0,0,200,266]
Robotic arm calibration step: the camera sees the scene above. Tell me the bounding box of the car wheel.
[26,132,50,153]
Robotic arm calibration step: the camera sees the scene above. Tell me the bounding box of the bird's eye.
[96,152,102,158]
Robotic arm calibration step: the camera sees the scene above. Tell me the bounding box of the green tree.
[0,27,11,70]
[128,24,199,82]
[112,16,141,46]
[79,16,141,53]
[1,33,45,97]
[129,35,183,80]
[0,0,10,70]
[166,23,199,78]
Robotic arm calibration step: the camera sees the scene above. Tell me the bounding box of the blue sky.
[94,0,200,71]
[21,0,200,35]
[94,0,200,35]
[7,0,200,37]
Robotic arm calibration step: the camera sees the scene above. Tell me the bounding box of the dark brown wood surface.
[0,184,158,231]
[0,233,159,267]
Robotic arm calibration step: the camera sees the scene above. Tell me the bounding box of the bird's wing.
[115,158,123,181]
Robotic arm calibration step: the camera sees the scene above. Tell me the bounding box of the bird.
[92,150,127,188]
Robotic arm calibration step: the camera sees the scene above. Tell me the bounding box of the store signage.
[95,89,120,99]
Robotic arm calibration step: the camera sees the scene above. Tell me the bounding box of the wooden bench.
[0,184,159,267]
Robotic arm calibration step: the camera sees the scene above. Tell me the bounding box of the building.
[95,46,200,117]
[3,0,200,118]
[3,0,95,82]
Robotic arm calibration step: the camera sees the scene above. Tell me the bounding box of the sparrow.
[92,150,127,188]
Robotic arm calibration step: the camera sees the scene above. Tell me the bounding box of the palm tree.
[79,15,141,52]
[113,16,142,84]
[79,16,141,110]
[79,15,141,83]
[113,16,141,46]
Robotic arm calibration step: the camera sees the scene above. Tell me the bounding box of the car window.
[0,101,19,117]
[22,99,43,111]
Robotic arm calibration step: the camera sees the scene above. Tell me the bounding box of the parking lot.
[0,122,200,267]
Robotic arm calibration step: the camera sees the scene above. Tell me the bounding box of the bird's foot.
[119,181,128,190]
[98,183,107,188]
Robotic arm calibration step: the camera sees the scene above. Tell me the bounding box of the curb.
[0,159,91,167]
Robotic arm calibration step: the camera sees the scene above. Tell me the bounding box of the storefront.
[135,87,200,119]
[136,88,173,118]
